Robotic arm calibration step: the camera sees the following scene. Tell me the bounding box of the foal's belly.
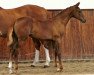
[32,30,52,40]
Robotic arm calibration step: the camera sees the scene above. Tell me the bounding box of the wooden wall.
[0,9,94,60]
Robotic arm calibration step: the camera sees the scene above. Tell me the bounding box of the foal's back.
[14,17,53,40]
[14,17,32,40]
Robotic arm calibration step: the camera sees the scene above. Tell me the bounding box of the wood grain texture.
[0,10,94,60]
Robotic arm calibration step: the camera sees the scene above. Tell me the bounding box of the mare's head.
[71,2,86,23]
[0,7,3,10]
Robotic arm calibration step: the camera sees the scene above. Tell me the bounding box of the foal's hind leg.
[8,48,13,74]
[12,41,19,74]
[31,49,40,67]
[43,41,52,68]
[7,28,19,74]
[31,38,40,67]
[7,28,14,74]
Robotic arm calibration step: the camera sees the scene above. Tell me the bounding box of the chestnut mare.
[0,5,52,73]
[11,2,86,72]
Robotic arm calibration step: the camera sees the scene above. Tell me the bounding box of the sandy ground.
[0,61,94,75]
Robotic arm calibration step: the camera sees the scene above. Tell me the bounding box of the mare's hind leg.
[31,37,40,67]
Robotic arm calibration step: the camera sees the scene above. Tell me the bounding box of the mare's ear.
[75,2,80,7]
[0,7,3,9]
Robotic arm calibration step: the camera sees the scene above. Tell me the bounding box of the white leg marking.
[32,49,39,66]
[8,61,13,74]
[43,46,50,66]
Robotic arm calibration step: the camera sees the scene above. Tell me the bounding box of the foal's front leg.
[43,45,50,68]
[54,49,58,67]
[56,38,63,72]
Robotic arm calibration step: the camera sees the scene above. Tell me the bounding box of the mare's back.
[11,5,49,21]
[0,5,50,21]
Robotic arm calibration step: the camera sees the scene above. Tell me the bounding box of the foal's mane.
[53,5,75,19]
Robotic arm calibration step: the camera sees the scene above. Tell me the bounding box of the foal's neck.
[53,7,73,26]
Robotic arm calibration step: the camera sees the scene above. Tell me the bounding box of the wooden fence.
[0,9,94,61]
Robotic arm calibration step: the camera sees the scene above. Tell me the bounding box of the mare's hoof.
[57,68,63,72]
[31,64,35,67]
[44,65,50,68]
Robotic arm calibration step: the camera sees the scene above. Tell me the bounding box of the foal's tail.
[7,22,19,57]
[7,27,14,47]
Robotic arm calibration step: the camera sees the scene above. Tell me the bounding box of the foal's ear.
[75,2,80,7]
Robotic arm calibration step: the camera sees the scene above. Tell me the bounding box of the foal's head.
[71,2,86,23]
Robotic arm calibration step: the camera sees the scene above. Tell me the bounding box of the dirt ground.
[0,61,94,75]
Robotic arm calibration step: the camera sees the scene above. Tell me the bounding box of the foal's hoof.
[54,64,57,67]
[57,68,63,72]
[9,70,17,74]
[31,64,35,67]
[9,70,13,74]
[14,70,18,74]
[44,65,50,68]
